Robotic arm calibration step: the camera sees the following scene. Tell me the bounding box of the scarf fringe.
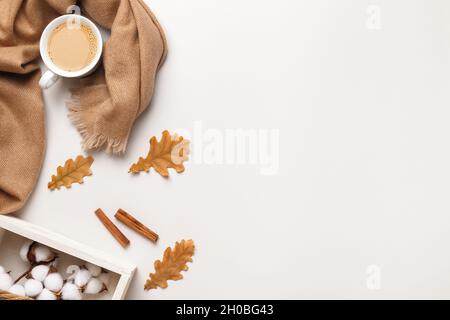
[66,96,128,155]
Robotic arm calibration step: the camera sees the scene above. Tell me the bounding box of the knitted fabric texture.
[0,0,167,214]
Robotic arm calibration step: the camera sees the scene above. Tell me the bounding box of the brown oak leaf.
[145,239,195,291]
[129,131,190,177]
[48,155,94,190]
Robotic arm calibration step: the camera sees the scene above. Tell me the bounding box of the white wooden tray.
[0,215,136,300]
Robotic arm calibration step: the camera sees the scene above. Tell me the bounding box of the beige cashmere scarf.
[0,0,167,214]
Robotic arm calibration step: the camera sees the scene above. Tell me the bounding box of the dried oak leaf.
[145,239,195,291]
[48,155,94,190]
[129,130,190,177]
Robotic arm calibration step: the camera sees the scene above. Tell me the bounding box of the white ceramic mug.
[39,14,103,89]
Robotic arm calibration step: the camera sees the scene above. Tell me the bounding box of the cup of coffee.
[39,14,103,89]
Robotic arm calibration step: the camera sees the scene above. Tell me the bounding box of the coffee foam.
[48,23,98,72]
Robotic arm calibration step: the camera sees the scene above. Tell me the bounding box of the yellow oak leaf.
[145,240,195,291]
[129,131,190,177]
[48,155,94,190]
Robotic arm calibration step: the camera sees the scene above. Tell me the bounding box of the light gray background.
[16,0,450,299]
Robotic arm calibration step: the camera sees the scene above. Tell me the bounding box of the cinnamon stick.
[115,209,159,242]
[95,208,130,248]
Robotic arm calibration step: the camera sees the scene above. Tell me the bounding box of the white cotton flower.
[36,288,57,300]
[24,279,43,297]
[98,272,112,286]
[0,266,5,274]
[34,245,54,263]
[31,265,50,282]
[61,283,81,300]
[85,263,102,277]
[20,241,33,262]
[8,284,25,297]
[0,273,13,291]
[84,277,104,294]
[44,273,63,292]
[74,269,92,288]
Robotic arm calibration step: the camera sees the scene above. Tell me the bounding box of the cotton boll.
[0,273,13,291]
[20,241,33,262]
[65,265,80,282]
[31,265,50,282]
[85,263,102,277]
[24,279,43,297]
[74,269,92,288]
[98,272,111,287]
[61,283,81,300]
[8,284,25,297]
[34,245,54,263]
[44,273,63,292]
[36,288,57,301]
[84,277,105,294]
